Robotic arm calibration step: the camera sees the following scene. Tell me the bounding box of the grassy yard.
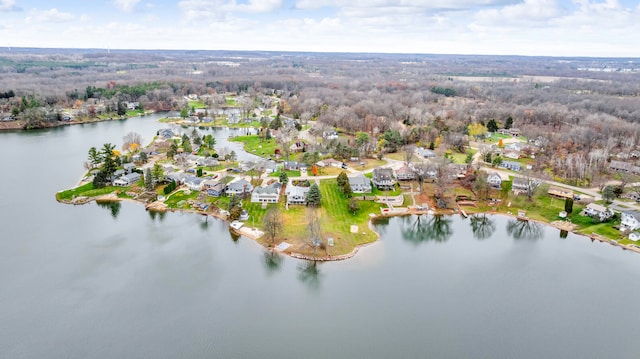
[269,170,301,178]
[164,189,200,209]
[317,179,380,254]
[188,100,207,108]
[56,183,125,201]
[449,149,476,164]
[229,135,278,157]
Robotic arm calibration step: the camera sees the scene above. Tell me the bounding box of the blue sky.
[1,0,639,56]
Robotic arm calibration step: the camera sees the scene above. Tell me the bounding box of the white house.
[113,172,141,187]
[348,173,372,193]
[372,168,395,190]
[185,176,204,191]
[583,203,614,221]
[396,165,416,181]
[286,185,310,205]
[621,211,640,231]
[487,172,503,189]
[251,182,282,203]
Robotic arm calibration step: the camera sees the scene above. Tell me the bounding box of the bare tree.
[306,208,323,256]
[403,144,415,165]
[122,132,143,153]
[262,206,283,245]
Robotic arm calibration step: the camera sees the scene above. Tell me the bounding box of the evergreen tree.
[337,171,348,188]
[88,147,101,165]
[139,151,148,163]
[152,163,164,182]
[487,119,498,132]
[279,171,289,184]
[505,116,514,129]
[306,183,321,207]
[348,198,360,214]
[342,181,352,198]
[144,168,154,191]
[564,198,574,214]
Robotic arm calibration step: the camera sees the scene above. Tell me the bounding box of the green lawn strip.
[56,183,124,200]
[318,179,380,254]
[164,189,200,209]
[187,100,207,108]
[269,170,300,178]
[229,135,278,157]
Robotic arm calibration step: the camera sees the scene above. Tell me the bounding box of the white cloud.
[26,8,75,23]
[473,0,564,27]
[0,0,21,12]
[295,0,516,11]
[113,0,142,13]
[178,0,283,20]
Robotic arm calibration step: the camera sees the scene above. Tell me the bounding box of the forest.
[2,48,640,187]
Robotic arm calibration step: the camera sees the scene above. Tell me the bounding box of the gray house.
[348,173,372,193]
[499,160,521,171]
[226,179,253,196]
[113,172,141,187]
[372,168,395,190]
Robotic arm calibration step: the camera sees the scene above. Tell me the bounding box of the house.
[283,161,303,171]
[251,182,282,203]
[608,160,640,174]
[286,185,310,205]
[125,101,139,110]
[348,173,372,193]
[239,210,249,221]
[184,176,204,191]
[122,163,136,174]
[502,150,520,159]
[289,141,306,153]
[165,172,187,184]
[512,177,539,194]
[487,172,503,189]
[416,147,436,158]
[196,157,219,167]
[499,160,521,171]
[158,129,174,139]
[323,130,338,140]
[372,168,395,190]
[113,172,141,187]
[259,160,279,174]
[316,158,343,168]
[583,203,614,221]
[225,179,253,196]
[448,164,468,179]
[396,165,416,181]
[203,179,225,197]
[629,232,640,241]
[621,212,640,231]
[548,186,574,200]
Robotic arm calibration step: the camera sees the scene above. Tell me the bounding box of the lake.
[1,115,639,358]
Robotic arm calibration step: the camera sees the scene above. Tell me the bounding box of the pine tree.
[306,183,321,207]
[144,168,154,191]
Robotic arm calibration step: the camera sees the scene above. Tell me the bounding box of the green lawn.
[449,148,477,164]
[188,100,207,108]
[56,183,125,201]
[164,189,200,209]
[318,179,380,253]
[230,135,278,157]
[270,170,300,178]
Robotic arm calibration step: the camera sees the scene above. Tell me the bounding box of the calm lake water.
[1,115,640,358]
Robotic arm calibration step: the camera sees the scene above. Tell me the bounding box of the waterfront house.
[372,167,395,190]
[158,128,174,139]
[621,211,640,231]
[251,182,282,203]
[512,177,539,194]
[348,173,372,193]
[226,179,253,196]
[487,172,503,189]
[583,203,614,221]
[286,185,310,205]
[185,176,204,191]
[113,172,141,187]
[165,172,187,185]
[396,165,416,181]
[203,179,225,197]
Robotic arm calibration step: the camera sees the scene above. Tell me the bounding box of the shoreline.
[58,193,640,260]
[0,112,153,132]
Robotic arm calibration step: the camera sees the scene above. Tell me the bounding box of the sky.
[0,0,639,57]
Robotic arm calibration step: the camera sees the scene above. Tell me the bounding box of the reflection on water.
[96,201,121,219]
[470,213,496,240]
[148,209,167,221]
[400,214,453,244]
[506,218,543,240]
[298,261,321,290]
[263,250,283,275]
[560,229,568,239]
